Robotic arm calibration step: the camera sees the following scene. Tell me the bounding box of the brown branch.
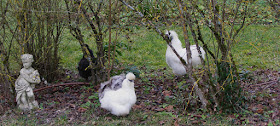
[233,5,247,40]
[211,0,228,60]
[189,2,216,60]
[192,3,222,46]
[177,0,192,67]
[88,3,102,34]
[65,0,95,70]
[34,82,90,92]
[178,0,208,110]
[249,80,279,87]
[78,2,98,35]
[119,0,144,17]
[228,1,242,40]
[196,21,216,60]
[182,9,206,66]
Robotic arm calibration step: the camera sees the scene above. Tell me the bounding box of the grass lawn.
[59,25,279,73]
[232,25,280,70]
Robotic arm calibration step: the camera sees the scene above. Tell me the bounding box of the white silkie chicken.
[99,72,136,116]
[165,30,206,76]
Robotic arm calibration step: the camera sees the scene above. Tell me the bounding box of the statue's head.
[21,54,34,63]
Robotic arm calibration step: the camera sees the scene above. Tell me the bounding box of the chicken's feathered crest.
[165,30,183,49]
[126,72,135,81]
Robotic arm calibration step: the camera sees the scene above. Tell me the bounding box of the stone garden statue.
[15,54,41,111]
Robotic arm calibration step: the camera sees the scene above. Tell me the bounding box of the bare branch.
[119,0,144,17]
[119,0,188,69]
[34,82,90,92]
[97,0,104,13]
[177,0,208,110]
[233,5,247,40]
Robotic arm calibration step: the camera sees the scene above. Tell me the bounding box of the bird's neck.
[168,38,183,50]
[122,79,134,89]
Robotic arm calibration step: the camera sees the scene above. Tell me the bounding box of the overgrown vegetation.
[0,0,279,125]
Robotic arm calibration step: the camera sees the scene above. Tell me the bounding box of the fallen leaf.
[256,104,264,114]
[154,107,165,112]
[174,118,179,126]
[159,120,165,125]
[78,107,87,113]
[162,90,171,97]
[192,120,200,124]
[68,103,76,108]
[257,108,263,114]
[192,114,202,118]
[272,110,279,119]
[105,117,112,120]
[164,105,174,112]
[132,104,144,110]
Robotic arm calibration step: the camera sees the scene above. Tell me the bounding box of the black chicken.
[78,44,96,81]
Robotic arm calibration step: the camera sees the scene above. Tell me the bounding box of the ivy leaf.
[198,5,205,10]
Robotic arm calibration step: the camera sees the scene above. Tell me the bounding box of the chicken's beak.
[165,31,172,41]
[165,34,168,36]
[165,36,172,43]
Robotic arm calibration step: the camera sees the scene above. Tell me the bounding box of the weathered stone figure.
[15,54,41,111]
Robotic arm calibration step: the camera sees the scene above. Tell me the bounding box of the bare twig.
[119,0,144,17]
[249,80,279,87]
[177,0,208,109]
[34,82,90,92]
[233,5,247,40]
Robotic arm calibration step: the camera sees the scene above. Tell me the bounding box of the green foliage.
[81,101,94,109]
[124,65,141,78]
[239,70,253,81]
[103,41,128,59]
[137,0,169,18]
[155,111,176,117]
[250,0,278,24]
[216,61,244,113]
[82,93,100,109]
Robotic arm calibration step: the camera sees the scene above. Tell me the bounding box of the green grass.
[118,29,167,69]
[0,109,233,125]
[232,25,280,70]
[58,25,279,75]
[59,29,98,71]
[93,26,279,70]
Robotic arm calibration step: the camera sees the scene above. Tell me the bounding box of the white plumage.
[165,30,206,76]
[98,73,126,99]
[99,72,136,116]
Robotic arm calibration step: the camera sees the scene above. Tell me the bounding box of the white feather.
[99,72,136,116]
[165,30,206,76]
